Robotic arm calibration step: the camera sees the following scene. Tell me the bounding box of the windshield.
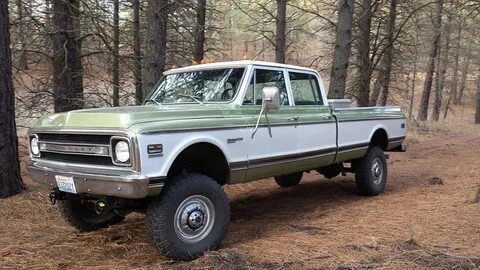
[144,68,245,105]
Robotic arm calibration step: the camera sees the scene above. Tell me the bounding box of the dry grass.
[1,102,480,269]
[391,239,480,270]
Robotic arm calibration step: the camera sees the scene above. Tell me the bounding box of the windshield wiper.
[144,98,161,105]
[177,94,204,105]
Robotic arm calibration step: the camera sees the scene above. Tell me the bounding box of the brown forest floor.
[1,106,480,269]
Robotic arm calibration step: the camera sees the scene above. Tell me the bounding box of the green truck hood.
[34,104,249,133]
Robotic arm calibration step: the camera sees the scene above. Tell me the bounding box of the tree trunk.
[457,42,472,105]
[432,15,451,121]
[475,70,480,124]
[52,0,83,112]
[16,0,27,69]
[328,0,355,99]
[132,0,142,105]
[417,0,443,121]
[409,32,419,120]
[451,20,462,105]
[44,0,52,54]
[373,0,397,106]
[112,0,120,107]
[356,0,372,107]
[142,0,168,98]
[275,0,286,63]
[0,0,24,198]
[431,41,442,121]
[193,0,206,62]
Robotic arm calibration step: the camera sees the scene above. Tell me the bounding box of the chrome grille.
[35,133,115,166]
[39,142,110,156]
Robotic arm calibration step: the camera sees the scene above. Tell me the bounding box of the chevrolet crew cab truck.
[28,60,406,261]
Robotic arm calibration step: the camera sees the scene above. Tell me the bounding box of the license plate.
[55,175,77,194]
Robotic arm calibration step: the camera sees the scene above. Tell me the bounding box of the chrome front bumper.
[28,161,164,199]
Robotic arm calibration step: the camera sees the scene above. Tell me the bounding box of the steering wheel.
[221,82,234,100]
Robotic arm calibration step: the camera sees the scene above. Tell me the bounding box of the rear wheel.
[354,146,387,196]
[274,172,303,187]
[57,199,125,232]
[147,173,230,261]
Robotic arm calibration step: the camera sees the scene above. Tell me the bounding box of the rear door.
[287,70,337,170]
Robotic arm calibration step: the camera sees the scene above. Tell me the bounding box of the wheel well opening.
[167,143,229,185]
[370,129,388,150]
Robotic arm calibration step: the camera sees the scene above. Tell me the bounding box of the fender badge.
[227,137,243,144]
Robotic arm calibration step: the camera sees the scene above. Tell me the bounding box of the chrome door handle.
[287,116,299,121]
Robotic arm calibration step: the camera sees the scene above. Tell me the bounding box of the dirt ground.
[1,106,480,269]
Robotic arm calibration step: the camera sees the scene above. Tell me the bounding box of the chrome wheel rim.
[371,158,383,185]
[174,195,215,243]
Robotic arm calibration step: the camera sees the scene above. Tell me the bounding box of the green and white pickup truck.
[28,60,406,260]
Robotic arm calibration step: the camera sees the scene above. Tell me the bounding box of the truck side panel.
[334,107,406,162]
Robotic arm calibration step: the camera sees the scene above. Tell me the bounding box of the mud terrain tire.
[147,173,230,261]
[354,146,388,196]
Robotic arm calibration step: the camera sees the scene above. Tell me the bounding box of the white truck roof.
[164,60,318,75]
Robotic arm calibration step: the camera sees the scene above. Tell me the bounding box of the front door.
[242,67,300,181]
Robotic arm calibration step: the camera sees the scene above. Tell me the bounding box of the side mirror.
[261,86,280,111]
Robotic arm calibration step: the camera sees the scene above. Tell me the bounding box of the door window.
[289,72,323,105]
[243,69,289,106]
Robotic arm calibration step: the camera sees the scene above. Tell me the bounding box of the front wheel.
[354,146,387,196]
[147,173,230,261]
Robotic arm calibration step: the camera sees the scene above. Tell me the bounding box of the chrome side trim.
[139,117,405,135]
[230,148,337,171]
[140,120,336,135]
[337,146,369,153]
[337,117,406,123]
[338,142,370,152]
[334,106,402,111]
[248,151,335,169]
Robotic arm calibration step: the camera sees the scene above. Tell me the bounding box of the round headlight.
[115,141,130,163]
[31,137,39,156]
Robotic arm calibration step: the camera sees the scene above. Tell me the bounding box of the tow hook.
[48,192,61,205]
[49,192,57,205]
[49,191,66,205]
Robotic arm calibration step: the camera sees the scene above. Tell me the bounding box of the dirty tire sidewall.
[57,199,125,232]
[354,146,388,196]
[147,173,230,261]
[274,172,303,187]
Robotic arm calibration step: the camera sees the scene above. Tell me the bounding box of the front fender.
[136,132,235,179]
